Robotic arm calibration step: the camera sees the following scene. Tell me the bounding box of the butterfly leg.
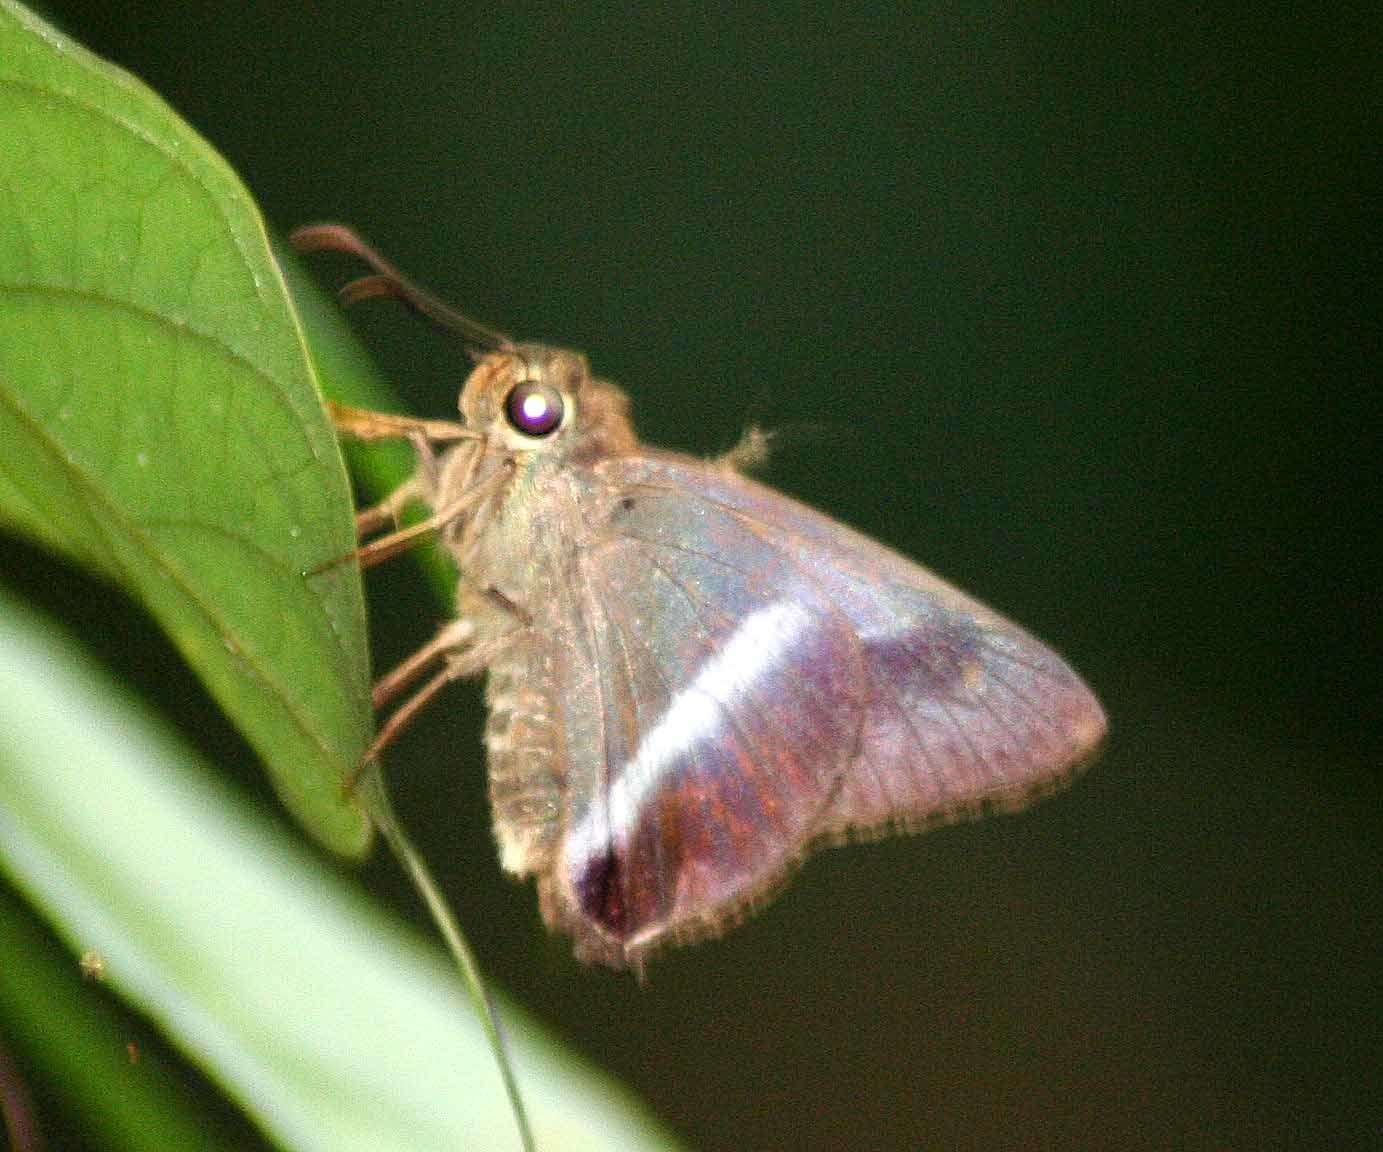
[372,618,476,710]
[309,511,444,574]
[348,667,456,792]
[308,481,436,575]
[340,419,446,541]
[312,454,507,575]
[348,621,514,790]
[328,399,474,446]
[347,503,459,571]
[353,473,424,540]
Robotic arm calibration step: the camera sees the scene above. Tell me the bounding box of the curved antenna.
[290,223,512,351]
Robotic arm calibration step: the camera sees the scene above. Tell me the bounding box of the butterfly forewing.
[531,453,1104,966]
[538,487,864,963]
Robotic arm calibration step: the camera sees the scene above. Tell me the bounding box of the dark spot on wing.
[864,612,983,697]
[575,848,629,938]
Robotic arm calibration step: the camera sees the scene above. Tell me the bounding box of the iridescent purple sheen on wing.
[559,569,865,952]
[537,454,1105,964]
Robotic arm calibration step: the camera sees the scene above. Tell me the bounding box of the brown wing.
[530,452,1105,968]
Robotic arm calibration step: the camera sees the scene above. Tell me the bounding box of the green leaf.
[0,883,254,1152]
[0,587,683,1152]
[276,239,459,602]
[0,0,371,855]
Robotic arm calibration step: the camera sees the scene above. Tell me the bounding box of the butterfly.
[294,225,1107,971]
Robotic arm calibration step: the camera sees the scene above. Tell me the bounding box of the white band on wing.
[566,598,813,872]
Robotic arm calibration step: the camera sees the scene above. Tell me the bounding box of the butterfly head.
[459,343,638,465]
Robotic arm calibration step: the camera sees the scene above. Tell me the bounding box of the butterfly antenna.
[290,223,513,351]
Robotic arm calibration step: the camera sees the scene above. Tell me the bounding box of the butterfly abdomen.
[484,648,564,876]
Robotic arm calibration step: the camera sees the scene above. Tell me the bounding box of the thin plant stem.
[358,768,535,1152]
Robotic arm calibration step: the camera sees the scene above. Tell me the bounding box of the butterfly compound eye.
[504,381,564,437]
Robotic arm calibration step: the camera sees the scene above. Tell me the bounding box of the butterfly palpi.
[294,225,1107,971]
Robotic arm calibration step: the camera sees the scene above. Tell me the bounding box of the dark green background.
[5,3,1378,1149]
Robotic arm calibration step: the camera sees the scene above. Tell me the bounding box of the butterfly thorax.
[438,342,639,629]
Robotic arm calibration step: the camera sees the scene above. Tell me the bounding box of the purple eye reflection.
[504,381,565,438]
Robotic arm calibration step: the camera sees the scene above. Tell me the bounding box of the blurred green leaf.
[0,883,255,1152]
[0,587,684,1152]
[0,0,371,855]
